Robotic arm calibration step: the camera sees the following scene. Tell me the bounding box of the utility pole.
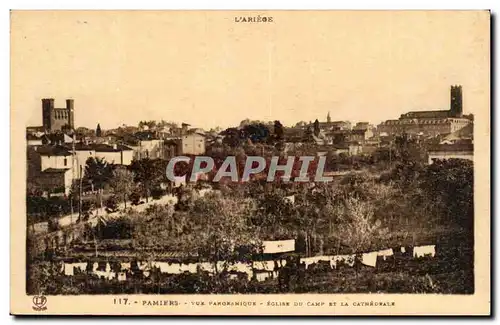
[79,165,83,220]
[70,132,76,224]
[389,141,392,167]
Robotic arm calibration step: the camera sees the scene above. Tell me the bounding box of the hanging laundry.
[165,263,182,274]
[92,262,98,272]
[255,271,271,282]
[138,262,149,270]
[228,262,252,277]
[64,263,74,276]
[179,263,190,273]
[121,262,131,271]
[336,255,356,267]
[377,248,394,261]
[331,255,344,266]
[401,247,406,253]
[316,256,334,262]
[361,252,378,267]
[189,263,198,273]
[216,261,226,272]
[262,239,295,254]
[155,262,172,274]
[75,262,87,272]
[300,255,337,269]
[178,263,197,274]
[330,255,345,267]
[170,263,183,274]
[199,262,215,273]
[253,261,275,271]
[105,263,111,272]
[117,272,126,282]
[300,257,317,269]
[94,270,107,279]
[344,254,356,267]
[413,245,436,258]
[108,272,116,280]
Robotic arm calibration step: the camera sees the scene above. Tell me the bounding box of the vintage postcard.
[10,10,490,315]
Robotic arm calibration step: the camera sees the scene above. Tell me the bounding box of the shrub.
[105,196,119,212]
[151,188,166,200]
[129,191,141,205]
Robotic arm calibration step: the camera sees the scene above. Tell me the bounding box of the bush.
[99,216,134,239]
[151,188,166,200]
[105,196,119,212]
[129,191,141,205]
[47,217,61,232]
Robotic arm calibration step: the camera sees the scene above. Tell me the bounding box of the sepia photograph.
[10,10,490,315]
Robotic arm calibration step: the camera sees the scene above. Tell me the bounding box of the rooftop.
[93,143,133,152]
[134,131,160,141]
[42,168,71,174]
[63,142,94,151]
[33,145,72,156]
[429,143,474,152]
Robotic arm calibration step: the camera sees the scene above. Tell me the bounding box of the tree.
[243,123,270,144]
[105,195,119,212]
[189,193,261,273]
[274,120,284,142]
[253,189,295,237]
[221,128,243,147]
[138,120,157,130]
[109,167,135,210]
[96,123,102,137]
[128,158,164,202]
[87,213,108,257]
[313,119,320,137]
[132,204,176,248]
[420,159,473,228]
[336,197,380,253]
[157,119,179,131]
[394,133,426,164]
[27,261,62,295]
[303,126,314,143]
[83,157,113,191]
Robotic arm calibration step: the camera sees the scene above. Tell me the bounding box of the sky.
[11,10,490,130]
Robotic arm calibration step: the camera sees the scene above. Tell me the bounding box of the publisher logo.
[32,295,47,311]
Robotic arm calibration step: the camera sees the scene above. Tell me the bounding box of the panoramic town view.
[25,85,474,294]
[13,11,484,299]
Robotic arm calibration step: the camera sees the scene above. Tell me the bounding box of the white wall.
[121,150,134,165]
[63,169,74,195]
[27,139,43,146]
[40,155,72,171]
[73,150,95,178]
[181,133,205,155]
[95,150,133,165]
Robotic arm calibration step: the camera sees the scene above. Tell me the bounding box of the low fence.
[27,222,87,259]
